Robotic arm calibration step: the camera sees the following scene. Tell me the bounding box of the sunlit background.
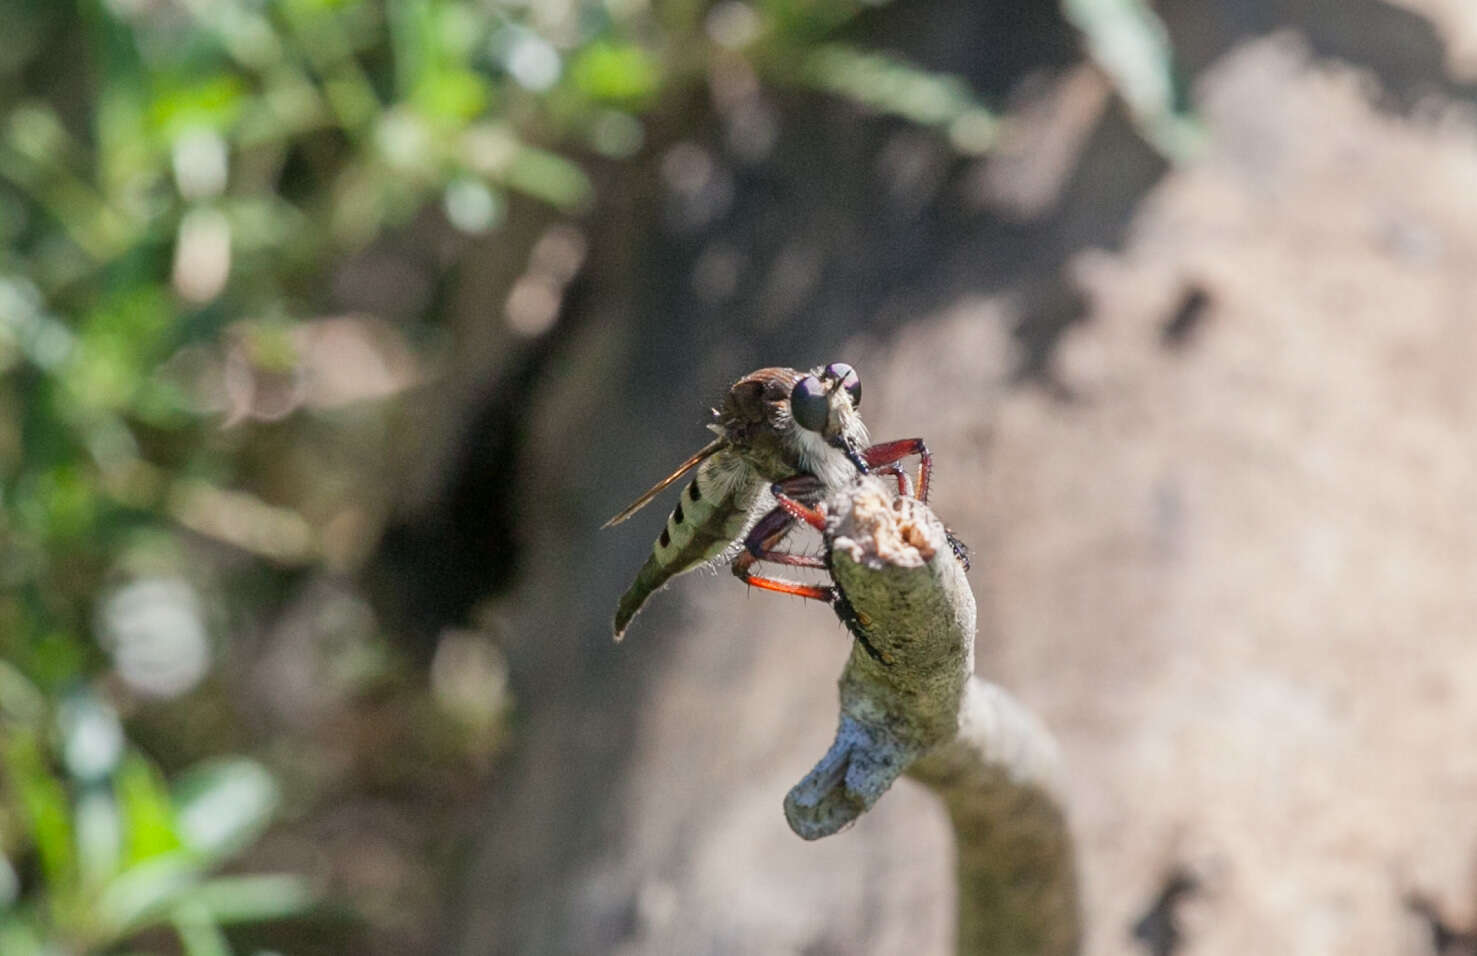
[4,1,1477,953]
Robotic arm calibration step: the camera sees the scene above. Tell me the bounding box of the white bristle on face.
[791,429,849,490]
[790,382,868,491]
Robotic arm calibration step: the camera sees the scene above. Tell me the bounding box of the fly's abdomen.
[612,460,758,638]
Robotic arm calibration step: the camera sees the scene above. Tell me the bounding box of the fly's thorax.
[714,365,812,483]
[717,367,804,448]
[731,423,809,481]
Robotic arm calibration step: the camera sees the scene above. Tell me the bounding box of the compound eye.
[790,375,830,433]
[826,362,861,410]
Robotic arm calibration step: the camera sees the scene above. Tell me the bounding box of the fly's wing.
[602,437,726,528]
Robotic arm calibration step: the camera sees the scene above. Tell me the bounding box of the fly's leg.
[870,463,913,498]
[947,533,972,571]
[861,440,971,569]
[736,505,827,569]
[770,483,827,532]
[731,526,833,601]
[731,476,832,602]
[864,438,933,502]
[732,565,834,601]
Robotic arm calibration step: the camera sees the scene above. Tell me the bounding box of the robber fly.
[605,362,940,640]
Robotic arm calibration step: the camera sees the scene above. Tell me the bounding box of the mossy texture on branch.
[785,476,1080,956]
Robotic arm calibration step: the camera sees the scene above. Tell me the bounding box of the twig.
[784,476,1080,956]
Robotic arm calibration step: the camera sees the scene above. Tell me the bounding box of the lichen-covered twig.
[783,476,1080,956]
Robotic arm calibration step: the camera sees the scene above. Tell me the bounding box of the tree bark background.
[379,2,1477,953]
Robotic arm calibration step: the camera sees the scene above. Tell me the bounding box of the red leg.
[739,496,826,565]
[772,490,827,532]
[864,438,933,502]
[732,534,832,602]
[733,565,835,602]
[773,481,833,534]
[738,505,833,573]
[871,463,913,498]
[730,480,833,602]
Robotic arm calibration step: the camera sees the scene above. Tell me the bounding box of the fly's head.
[716,363,870,485]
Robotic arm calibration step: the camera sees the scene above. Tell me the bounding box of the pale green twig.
[785,476,1080,956]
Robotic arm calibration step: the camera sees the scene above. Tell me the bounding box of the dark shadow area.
[1161,285,1214,352]
[370,275,591,659]
[1131,867,1200,956]
[1407,893,1477,955]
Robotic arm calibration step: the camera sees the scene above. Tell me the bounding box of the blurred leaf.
[585,109,644,159]
[74,787,122,890]
[181,873,317,924]
[223,196,311,254]
[58,693,124,783]
[95,852,200,935]
[390,0,491,120]
[0,660,45,724]
[443,177,504,234]
[0,276,76,371]
[29,466,97,541]
[172,759,279,863]
[3,734,74,893]
[387,0,436,97]
[20,633,88,694]
[0,851,19,907]
[171,899,231,956]
[805,44,987,129]
[5,104,80,171]
[759,0,871,42]
[66,286,175,414]
[503,146,592,210]
[414,68,491,123]
[0,915,44,956]
[150,76,248,142]
[569,41,662,107]
[97,858,312,942]
[0,0,53,78]
[116,756,183,865]
[1060,0,1203,159]
[90,0,154,194]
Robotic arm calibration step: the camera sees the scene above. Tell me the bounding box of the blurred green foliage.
[1,667,311,953]
[0,0,1188,950]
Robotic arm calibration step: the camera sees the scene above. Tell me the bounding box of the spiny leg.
[870,463,913,498]
[732,565,834,601]
[860,441,971,569]
[732,531,833,600]
[864,437,933,502]
[730,477,833,602]
[765,482,826,534]
[738,510,828,569]
[946,531,971,571]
